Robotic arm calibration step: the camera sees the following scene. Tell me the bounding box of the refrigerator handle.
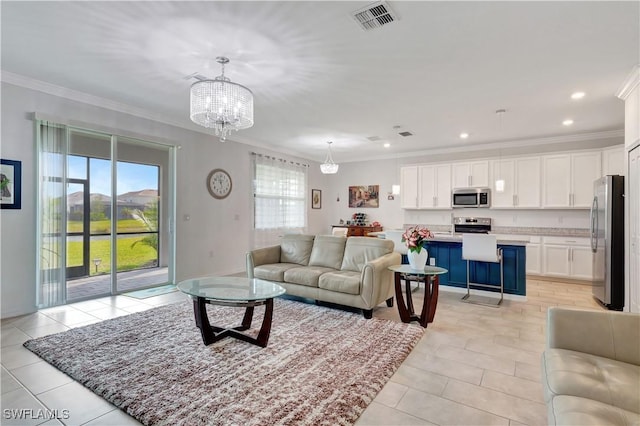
[590,196,598,252]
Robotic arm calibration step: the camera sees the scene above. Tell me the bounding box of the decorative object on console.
[320,141,339,174]
[190,57,254,142]
[348,185,379,208]
[206,168,232,199]
[402,226,434,270]
[352,212,367,225]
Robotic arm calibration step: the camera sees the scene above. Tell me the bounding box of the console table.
[332,225,382,237]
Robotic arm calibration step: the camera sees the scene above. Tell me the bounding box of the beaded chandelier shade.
[320,141,339,174]
[190,57,254,142]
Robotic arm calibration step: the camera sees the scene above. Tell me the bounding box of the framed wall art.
[312,189,322,209]
[348,185,379,208]
[0,159,21,209]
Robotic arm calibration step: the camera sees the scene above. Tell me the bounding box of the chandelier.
[320,141,339,174]
[190,57,254,142]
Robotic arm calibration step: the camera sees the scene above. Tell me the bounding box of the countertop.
[369,230,530,246]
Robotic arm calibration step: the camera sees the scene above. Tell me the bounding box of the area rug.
[24,299,424,426]
[123,284,177,299]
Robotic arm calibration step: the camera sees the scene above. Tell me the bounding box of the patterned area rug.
[24,299,424,426]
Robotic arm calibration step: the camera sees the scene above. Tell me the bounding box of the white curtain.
[36,120,68,308]
[252,154,308,248]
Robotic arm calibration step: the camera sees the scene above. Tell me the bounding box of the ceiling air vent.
[351,1,398,31]
[398,131,413,137]
[367,136,382,141]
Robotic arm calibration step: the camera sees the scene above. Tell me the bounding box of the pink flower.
[401,225,433,253]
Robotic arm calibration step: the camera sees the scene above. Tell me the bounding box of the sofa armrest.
[360,252,401,307]
[547,307,640,365]
[246,245,280,279]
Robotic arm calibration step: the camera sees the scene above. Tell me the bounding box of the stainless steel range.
[453,217,492,234]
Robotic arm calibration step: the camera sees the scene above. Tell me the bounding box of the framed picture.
[311,189,322,209]
[0,159,21,210]
[348,185,379,208]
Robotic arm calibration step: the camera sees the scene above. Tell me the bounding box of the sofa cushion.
[253,263,299,282]
[308,236,347,270]
[548,395,640,426]
[340,237,394,272]
[318,270,362,295]
[542,348,640,414]
[284,266,336,288]
[280,234,315,266]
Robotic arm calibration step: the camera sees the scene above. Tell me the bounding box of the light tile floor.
[1,279,602,425]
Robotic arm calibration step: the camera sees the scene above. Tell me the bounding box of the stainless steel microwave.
[452,188,491,208]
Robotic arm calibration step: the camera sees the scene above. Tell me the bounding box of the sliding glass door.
[37,121,176,307]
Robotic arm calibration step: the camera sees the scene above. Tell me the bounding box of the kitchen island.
[373,231,528,297]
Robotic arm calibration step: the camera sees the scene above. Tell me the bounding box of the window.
[252,154,307,248]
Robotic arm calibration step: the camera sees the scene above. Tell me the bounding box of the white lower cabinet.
[541,237,594,280]
[526,238,541,275]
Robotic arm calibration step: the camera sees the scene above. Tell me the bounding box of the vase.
[407,249,428,271]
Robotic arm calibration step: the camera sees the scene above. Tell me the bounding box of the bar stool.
[461,234,504,307]
[332,227,348,237]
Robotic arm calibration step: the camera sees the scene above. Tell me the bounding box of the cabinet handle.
[468,176,472,186]
[567,250,571,261]
[516,194,519,206]
[433,196,436,207]
[512,195,516,207]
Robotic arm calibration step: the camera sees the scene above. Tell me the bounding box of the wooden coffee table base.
[193,297,274,347]
[393,272,440,328]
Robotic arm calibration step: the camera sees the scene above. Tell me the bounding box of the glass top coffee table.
[177,276,285,347]
[387,265,448,328]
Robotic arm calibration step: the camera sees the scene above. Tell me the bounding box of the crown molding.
[0,70,207,135]
[343,129,625,163]
[616,64,640,100]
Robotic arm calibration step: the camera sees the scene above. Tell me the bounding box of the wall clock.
[206,169,232,199]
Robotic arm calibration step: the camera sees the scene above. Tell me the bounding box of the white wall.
[0,82,328,318]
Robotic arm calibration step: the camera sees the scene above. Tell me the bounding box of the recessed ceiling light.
[563,119,574,126]
[383,142,391,148]
[460,133,469,139]
[571,92,586,100]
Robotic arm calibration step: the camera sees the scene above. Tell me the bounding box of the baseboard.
[526,274,594,286]
[439,285,527,302]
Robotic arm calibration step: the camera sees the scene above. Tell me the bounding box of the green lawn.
[67,219,150,234]
[43,219,158,276]
[50,236,157,275]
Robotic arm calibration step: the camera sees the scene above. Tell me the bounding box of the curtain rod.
[250,152,309,167]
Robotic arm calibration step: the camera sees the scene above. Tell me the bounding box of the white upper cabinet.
[491,157,541,208]
[602,145,625,176]
[400,166,418,208]
[451,160,489,188]
[572,152,602,207]
[542,152,601,208]
[418,164,451,209]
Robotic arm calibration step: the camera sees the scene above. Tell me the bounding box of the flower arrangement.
[401,225,434,253]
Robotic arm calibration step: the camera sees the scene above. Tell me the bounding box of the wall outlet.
[429,257,436,266]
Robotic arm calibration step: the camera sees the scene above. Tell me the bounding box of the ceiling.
[2,1,639,163]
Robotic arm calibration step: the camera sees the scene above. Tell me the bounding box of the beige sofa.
[542,307,640,425]
[246,234,401,318]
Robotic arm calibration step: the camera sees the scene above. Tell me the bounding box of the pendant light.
[495,109,506,193]
[320,141,339,174]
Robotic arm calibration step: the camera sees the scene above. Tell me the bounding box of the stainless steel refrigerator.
[590,175,625,310]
